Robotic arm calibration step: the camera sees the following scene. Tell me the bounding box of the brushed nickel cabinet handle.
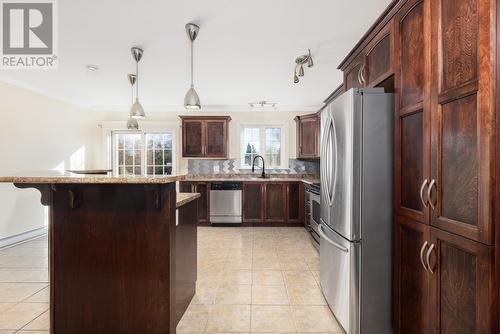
[357,67,362,85]
[360,65,367,84]
[420,241,429,271]
[426,243,435,274]
[427,179,436,210]
[419,179,429,208]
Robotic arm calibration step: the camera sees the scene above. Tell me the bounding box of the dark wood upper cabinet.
[364,23,394,86]
[264,183,287,222]
[286,182,304,224]
[205,120,227,157]
[182,120,204,157]
[294,114,320,159]
[394,0,430,224]
[428,227,495,333]
[243,182,264,223]
[394,216,430,334]
[343,54,365,91]
[180,116,231,158]
[429,0,494,244]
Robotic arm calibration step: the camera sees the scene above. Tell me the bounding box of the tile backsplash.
[187,159,319,175]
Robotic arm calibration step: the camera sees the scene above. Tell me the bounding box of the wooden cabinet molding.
[180,116,231,158]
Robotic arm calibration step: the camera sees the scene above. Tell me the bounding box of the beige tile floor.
[0,227,343,333]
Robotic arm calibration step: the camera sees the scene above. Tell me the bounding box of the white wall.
[0,81,95,239]
[91,110,310,174]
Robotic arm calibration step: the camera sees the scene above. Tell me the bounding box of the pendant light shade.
[184,86,201,110]
[184,23,201,110]
[298,64,305,77]
[130,98,146,118]
[126,117,139,130]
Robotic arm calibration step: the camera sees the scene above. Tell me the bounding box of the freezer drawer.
[319,221,360,334]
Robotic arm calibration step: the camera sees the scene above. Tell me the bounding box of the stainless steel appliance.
[209,181,243,225]
[319,88,393,334]
[304,183,320,249]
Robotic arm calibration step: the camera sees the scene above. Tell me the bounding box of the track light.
[293,49,314,83]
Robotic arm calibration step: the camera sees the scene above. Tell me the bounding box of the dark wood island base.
[3,173,197,334]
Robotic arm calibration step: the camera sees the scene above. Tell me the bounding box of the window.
[241,126,283,168]
[112,131,173,176]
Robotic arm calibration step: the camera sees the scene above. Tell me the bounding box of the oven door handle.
[318,221,348,253]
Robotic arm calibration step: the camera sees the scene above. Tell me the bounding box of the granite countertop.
[185,174,319,184]
[176,192,201,208]
[0,171,187,184]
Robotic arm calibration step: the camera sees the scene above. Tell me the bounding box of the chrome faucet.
[251,155,266,179]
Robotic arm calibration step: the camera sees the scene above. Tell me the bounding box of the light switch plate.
[213,165,220,173]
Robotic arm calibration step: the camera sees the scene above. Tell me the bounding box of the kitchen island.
[0,172,198,334]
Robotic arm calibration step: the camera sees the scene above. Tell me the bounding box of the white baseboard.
[0,227,48,250]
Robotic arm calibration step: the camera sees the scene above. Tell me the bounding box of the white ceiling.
[0,0,391,112]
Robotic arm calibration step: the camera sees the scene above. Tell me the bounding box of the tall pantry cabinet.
[337,0,499,332]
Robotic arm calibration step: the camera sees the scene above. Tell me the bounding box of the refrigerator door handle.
[323,118,336,207]
[318,221,348,253]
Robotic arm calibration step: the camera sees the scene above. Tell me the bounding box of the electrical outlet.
[213,165,220,173]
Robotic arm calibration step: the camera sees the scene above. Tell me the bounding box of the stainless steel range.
[304,183,320,250]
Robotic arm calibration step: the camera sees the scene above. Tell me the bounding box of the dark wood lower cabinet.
[242,181,304,225]
[264,183,287,222]
[243,183,264,222]
[395,216,497,334]
[179,181,210,225]
[428,227,496,334]
[394,217,430,334]
[287,182,304,224]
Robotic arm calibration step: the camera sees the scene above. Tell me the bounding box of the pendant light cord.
[136,60,139,101]
[190,41,194,87]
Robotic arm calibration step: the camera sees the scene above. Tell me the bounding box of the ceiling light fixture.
[126,74,139,130]
[248,101,277,111]
[85,64,99,72]
[293,49,314,84]
[184,23,201,110]
[130,47,146,118]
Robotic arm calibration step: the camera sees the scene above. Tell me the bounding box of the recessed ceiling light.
[85,64,99,71]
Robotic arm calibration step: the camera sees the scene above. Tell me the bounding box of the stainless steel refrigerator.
[319,88,393,334]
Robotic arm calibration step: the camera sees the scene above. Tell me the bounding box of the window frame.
[238,123,288,169]
[102,121,177,177]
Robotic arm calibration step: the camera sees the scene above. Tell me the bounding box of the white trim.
[0,227,48,250]
[237,122,288,169]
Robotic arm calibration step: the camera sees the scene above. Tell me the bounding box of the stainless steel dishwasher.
[209,181,242,225]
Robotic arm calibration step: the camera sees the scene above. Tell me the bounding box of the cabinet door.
[179,181,194,193]
[286,182,303,224]
[343,56,365,91]
[183,120,204,157]
[430,0,494,244]
[205,120,228,158]
[298,117,319,158]
[394,0,430,224]
[194,182,210,224]
[428,227,495,333]
[394,216,430,334]
[243,183,264,222]
[264,183,286,222]
[365,23,393,86]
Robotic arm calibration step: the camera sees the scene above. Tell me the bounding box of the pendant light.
[130,47,146,118]
[126,74,139,129]
[184,23,201,110]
